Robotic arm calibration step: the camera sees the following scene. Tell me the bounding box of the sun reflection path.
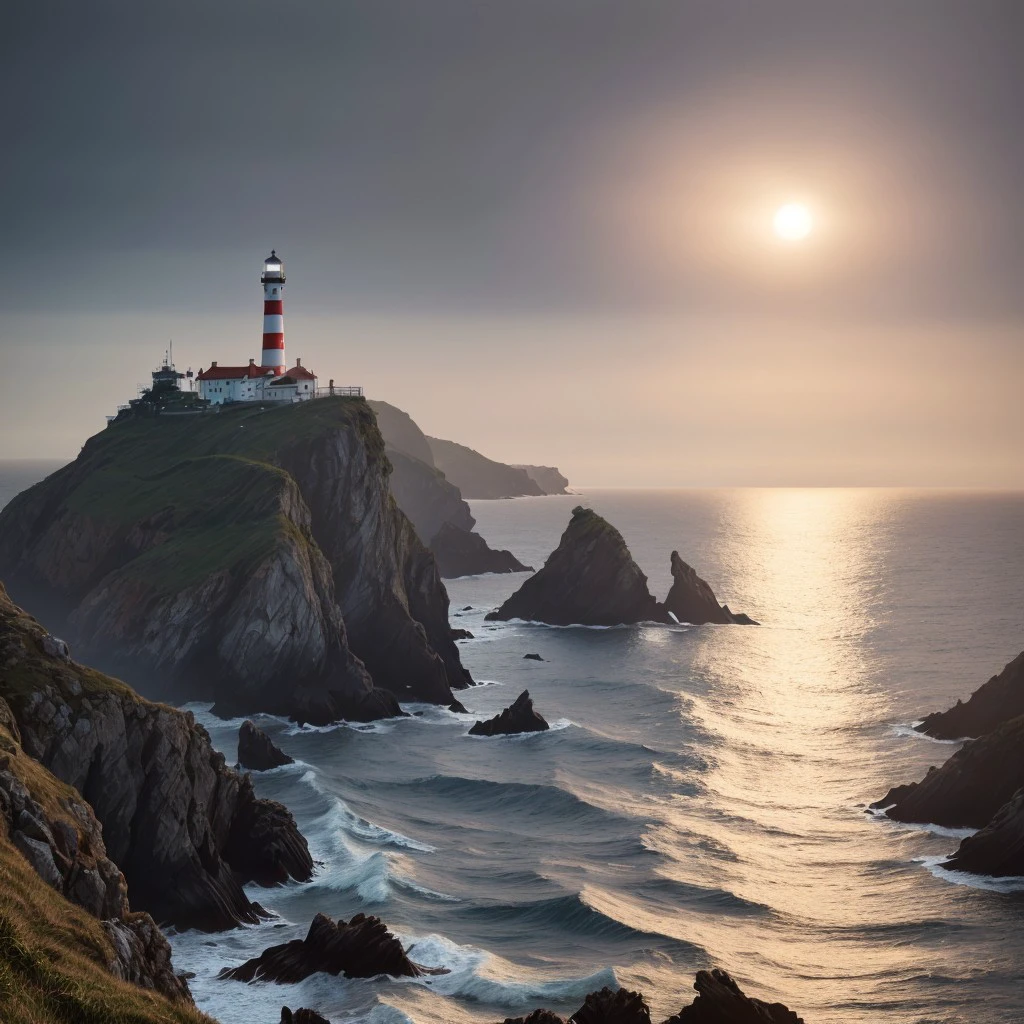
[632,490,965,1018]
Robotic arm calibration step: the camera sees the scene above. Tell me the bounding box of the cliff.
[513,464,570,495]
[873,714,1024,829]
[944,787,1024,877]
[367,400,530,577]
[487,508,754,627]
[915,651,1024,740]
[0,397,472,720]
[427,436,544,499]
[0,585,313,931]
[487,507,663,626]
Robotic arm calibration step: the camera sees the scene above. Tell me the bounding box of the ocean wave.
[301,771,436,853]
[865,805,977,840]
[917,856,1024,892]
[394,930,618,1008]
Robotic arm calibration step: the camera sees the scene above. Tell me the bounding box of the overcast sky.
[2,1,1022,485]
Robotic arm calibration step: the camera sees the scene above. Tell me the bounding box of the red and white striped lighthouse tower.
[260,250,286,374]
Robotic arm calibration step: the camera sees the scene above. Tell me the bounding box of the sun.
[773,202,813,241]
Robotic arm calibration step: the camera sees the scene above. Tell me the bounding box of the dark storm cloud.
[3,0,1023,318]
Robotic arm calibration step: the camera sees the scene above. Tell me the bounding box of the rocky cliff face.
[513,464,570,495]
[427,436,544,499]
[944,787,1024,877]
[916,651,1024,740]
[487,508,754,628]
[873,715,1024,829]
[367,399,532,578]
[0,586,312,931]
[0,694,191,1005]
[0,398,472,719]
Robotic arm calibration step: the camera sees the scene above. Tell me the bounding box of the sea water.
[1,468,1022,1023]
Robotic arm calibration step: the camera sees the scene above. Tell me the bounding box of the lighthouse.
[260,250,286,374]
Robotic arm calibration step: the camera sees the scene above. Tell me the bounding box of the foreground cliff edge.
[0,584,313,931]
[487,507,756,627]
[0,397,474,723]
[873,651,1024,879]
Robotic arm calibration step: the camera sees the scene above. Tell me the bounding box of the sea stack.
[486,507,663,626]
[663,552,757,626]
[238,719,294,771]
[469,690,550,736]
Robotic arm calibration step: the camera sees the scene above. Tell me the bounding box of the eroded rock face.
[0,694,190,1004]
[573,986,652,1024]
[664,968,804,1023]
[945,788,1024,878]
[427,436,545,499]
[487,507,664,626]
[220,912,429,983]
[431,521,532,578]
[281,1010,331,1024]
[872,715,1024,829]
[237,720,294,771]
[0,587,312,931]
[663,553,755,626]
[469,690,549,737]
[0,399,471,722]
[512,465,570,495]
[916,651,1024,740]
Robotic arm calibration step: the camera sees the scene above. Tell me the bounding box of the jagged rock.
[427,436,545,499]
[449,699,469,714]
[663,968,804,1022]
[281,1009,331,1024]
[487,507,664,626]
[469,690,549,737]
[0,587,312,931]
[0,399,473,723]
[220,912,435,983]
[237,719,294,771]
[572,986,652,1024]
[944,788,1024,878]
[512,465,570,495]
[872,714,1024,828]
[916,651,1024,739]
[0,692,191,1005]
[523,653,544,661]
[430,521,532,578]
[42,633,70,661]
[502,1011,565,1024]
[451,628,475,640]
[663,553,754,625]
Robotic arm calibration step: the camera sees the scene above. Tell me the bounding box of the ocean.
[1,467,1022,1023]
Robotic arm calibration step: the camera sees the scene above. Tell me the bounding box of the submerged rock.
[872,714,1024,829]
[664,968,804,1022]
[430,521,532,578]
[916,651,1024,740]
[221,912,436,983]
[237,719,294,771]
[944,787,1024,878]
[487,507,663,626]
[469,690,549,737]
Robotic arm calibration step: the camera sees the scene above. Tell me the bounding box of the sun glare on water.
[773,202,814,241]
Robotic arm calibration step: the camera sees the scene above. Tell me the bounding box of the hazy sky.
[3,1,1022,485]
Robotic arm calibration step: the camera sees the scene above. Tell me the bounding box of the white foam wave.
[865,805,977,840]
[301,771,436,853]
[917,855,1024,892]
[890,722,966,744]
[395,931,617,1007]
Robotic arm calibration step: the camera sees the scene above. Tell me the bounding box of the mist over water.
[2,473,1022,1022]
